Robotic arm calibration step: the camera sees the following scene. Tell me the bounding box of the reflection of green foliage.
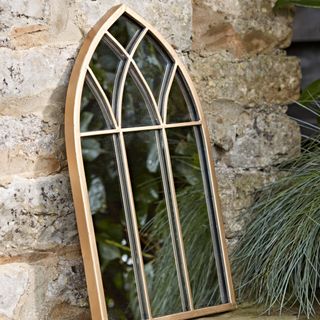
[143,184,220,316]
[128,129,221,317]
[80,85,107,132]
[82,136,137,320]
[167,76,193,123]
[109,15,140,49]
[123,74,154,127]
[89,177,107,215]
[83,128,220,318]
[90,44,119,102]
[81,14,220,318]
[82,138,106,162]
[134,35,167,103]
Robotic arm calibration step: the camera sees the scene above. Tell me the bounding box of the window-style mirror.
[65,5,236,320]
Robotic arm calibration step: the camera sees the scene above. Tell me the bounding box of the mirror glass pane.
[124,130,183,317]
[166,73,198,124]
[122,72,154,127]
[90,37,122,107]
[109,14,141,49]
[133,33,169,105]
[81,135,139,320]
[80,82,109,132]
[167,126,221,308]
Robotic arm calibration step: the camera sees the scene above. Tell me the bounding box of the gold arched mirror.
[65,5,236,320]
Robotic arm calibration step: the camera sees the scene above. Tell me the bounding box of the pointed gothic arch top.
[65,5,235,320]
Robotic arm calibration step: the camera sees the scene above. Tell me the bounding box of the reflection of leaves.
[134,35,166,102]
[80,111,94,132]
[82,138,106,161]
[98,241,121,274]
[146,143,159,173]
[172,132,201,185]
[89,176,107,215]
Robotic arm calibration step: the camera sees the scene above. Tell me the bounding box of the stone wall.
[0,0,301,319]
[191,0,301,248]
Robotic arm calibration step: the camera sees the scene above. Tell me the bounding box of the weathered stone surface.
[0,115,65,180]
[0,0,191,50]
[49,304,91,320]
[47,256,88,308]
[193,0,293,57]
[0,85,66,121]
[0,252,88,320]
[10,24,50,49]
[74,0,192,51]
[216,166,280,238]
[205,102,301,168]
[0,263,29,319]
[0,173,78,256]
[194,0,282,19]
[191,52,301,107]
[0,44,78,99]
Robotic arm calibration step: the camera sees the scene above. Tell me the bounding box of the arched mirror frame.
[65,4,236,320]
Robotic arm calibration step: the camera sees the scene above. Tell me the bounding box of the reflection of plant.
[82,14,221,318]
[232,102,320,318]
[139,129,220,316]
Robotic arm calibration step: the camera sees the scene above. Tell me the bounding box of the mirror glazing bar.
[161,128,194,310]
[106,28,148,126]
[79,121,202,137]
[86,67,118,128]
[154,130,190,311]
[193,126,229,303]
[113,133,152,318]
[161,63,177,123]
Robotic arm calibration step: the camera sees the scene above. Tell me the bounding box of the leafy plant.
[232,101,320,318]
[299,79,320,106]
[275,0,320,8]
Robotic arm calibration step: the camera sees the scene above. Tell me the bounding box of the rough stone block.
[0,115,64,180]
[47,256,88,308]
[191,52,301,106]
[0,263,29,319]
[0,173,78,256]
[205,102,301,168]
[216,166,280,238]
[0,44,78,99]
[193,0,293,57]
[0,252,88,320]
[194,0,279,19]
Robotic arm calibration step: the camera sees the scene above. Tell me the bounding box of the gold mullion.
[86,67,118,128]
[154,130,190,311]
[79,121,202,137]
[107,28,163,125]
[114,132,152,318]
[196,126,235,303]
[162,63,177,124]
[161,128,194,310]
[130,61,162,124]
[105,28,148,58]
[105,28,148,128]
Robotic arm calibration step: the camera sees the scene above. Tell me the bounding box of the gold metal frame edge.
[65,4,236,320]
